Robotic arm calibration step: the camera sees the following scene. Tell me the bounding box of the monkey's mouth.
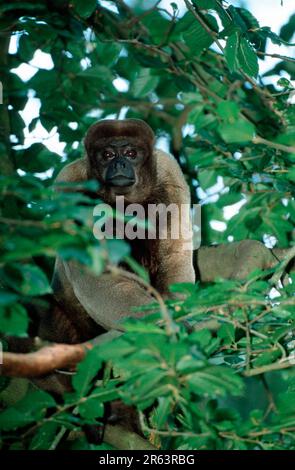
[107,176,136,187]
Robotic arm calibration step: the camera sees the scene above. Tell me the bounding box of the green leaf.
[20,265,52,296]
[141,11,170,44]
[183,14,218,55]
[277,77,292,89]
[216,192,244,207]
[0,3,46,12]
[16,143,60,173]
[131,68,159,98]
[245,214,262,231]
[280,13,295,42]
[152,396,173,430]
[258,26,295,46]
[186,366,244,397]
[275,131,295,146]
[99,337,136,362]
[129,370,168,400]
[238,37,259,78]
[0,291,19,306]
[106,239,130,264]
[216,101,240,122]
[18,34,34,62]
[227,6,252,34]
[252,350,281,367]
[78,65,114,82]
[189,329,212,350]
[0,408,35,431]
[193,0,217,9]
[224,32,240,73]
[287,167,295,183]
[87,246,105,276]
[235,7,260,30]
[0,304,28,335]
[218,120,255,143]
[277,391,295,415]
[3,264,52,296]
[94,42,122,67]
[71,0,97,18]
[218,324,235,345]
[198,169,217,190]
[190,108,216,130]
[29,422,60,450]
[72,347,103,398]
[78,398,104,420]
[0,390,55,430]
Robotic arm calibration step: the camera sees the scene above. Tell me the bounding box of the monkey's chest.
[125,238,160,282]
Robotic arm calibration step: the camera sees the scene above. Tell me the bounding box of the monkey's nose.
[105,157,135,187]
[114,160,126,170]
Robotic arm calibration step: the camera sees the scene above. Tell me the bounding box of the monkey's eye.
[102,150,115,160]
[125,149,137,159]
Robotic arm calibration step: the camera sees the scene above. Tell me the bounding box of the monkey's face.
[85,119,156,203]
[94,137,148,194]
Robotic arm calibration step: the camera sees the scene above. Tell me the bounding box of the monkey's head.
[84,119,156,203]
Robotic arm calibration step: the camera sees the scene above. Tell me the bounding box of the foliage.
[0,0,294,450]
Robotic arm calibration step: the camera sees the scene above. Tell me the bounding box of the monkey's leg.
[63,260,154,331]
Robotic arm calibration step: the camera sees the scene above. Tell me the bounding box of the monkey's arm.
[54,157,88,184]
[153,151,195,296]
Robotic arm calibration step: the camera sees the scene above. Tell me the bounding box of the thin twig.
[139,411,210,439]
[183,0,224,52]
[269,245,295,285]
[257,51,295,63]
[253,136,295,154]
[244,358,295,377]
[107,265,175,339]
[49,426,67,450]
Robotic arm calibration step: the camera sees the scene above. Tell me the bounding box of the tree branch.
[104,424,156,450]
[1,330,121,377]
[256,51,295,63]
[253,136,295,154]
[244,359,295,377]
[269,245,295,285]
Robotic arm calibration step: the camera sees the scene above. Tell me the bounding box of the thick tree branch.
[67,424,156,450]
[1,343,87,377]
[104,424,156,450]
[1,330,121,377]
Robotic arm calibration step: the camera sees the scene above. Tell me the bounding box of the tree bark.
[1,330,121,377]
